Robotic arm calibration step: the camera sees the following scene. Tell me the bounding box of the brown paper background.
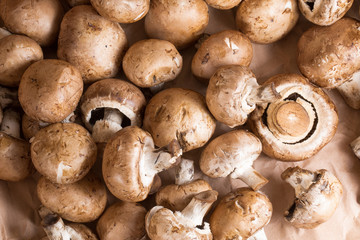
[1,1,360,239]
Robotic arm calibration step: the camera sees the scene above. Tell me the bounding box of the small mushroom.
[143,88,216,152]
[204,0,242,9]
[298,0,353,26]
[31,123,97,184]
[249,74,338,161]
[146,190,218,240]
[191,30,253,82]
[206,65,280,128]
[80,78,146,143]
[96,201,147,240]
[102,126,182,202]
[337,70,360,109]
[200,130,268,191]
[281,166,343,229]
[38,206,98,240]
[37,173,107,223]
[210,188,272,240]
[123,39,183,89]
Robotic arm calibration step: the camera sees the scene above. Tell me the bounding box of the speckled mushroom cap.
[297,17,360,88]
[18,59,83,123]
[143,88,216,152]
[57,5,128,83]
[96,202,147,240]
[90,0,150,23]
[0,35,43,87]
[123,39,183,88]
[236,0,299,44]
[80,78,146,131]
[282,166,343,229]
[0,0,64,46]
[31,123,97,184]
[210,188,272,240]
[249,74,338,161]
[191,30,252,82]
[298,0,353,26]
[204,0,242,9]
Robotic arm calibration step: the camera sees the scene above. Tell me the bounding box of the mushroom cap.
[143,88,216,152]
[282,167,343,229]
[90,0,150,23]
[31,123,97,184]
[297,17,360,88]
[18,59,83,123]
[0,132,32,181]
[206,65,258,127]
[200,130,261,178]
[102,126,156,202]
[0,0,64,46]
[235,0,299,44]
[192,30,252,82]
[249,73,338,161]
[210,188,272,240]
[144,0,209,49]
[204,0,242,9]
[155,179,213,211]
[0,35,43,87]
[96,201,147,240]
[80,78,146,131]
[298,0,354,26]
[57,5,128,83]
[37,173,107,223]
[123,39,183,88]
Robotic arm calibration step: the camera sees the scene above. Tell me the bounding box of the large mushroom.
[200,130,268,191]
[146,190,218,240]
[80,78,146,143]
[249,73,338,161]
[143,88,216,152]
[102,126,182,202]
[210,188,272,240]
[281,166,343,228]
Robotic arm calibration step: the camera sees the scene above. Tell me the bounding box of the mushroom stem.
[248,228,268,240]
[247,82,281,105]
[180,190,218,227]
[337,70,360,109]
[175,158,194,185]
[230,166,269,191]
[1,108,20,138]
[281,167,316,197]
[92,108,124,143]
[0,86,18,109]
[350,136,360,159]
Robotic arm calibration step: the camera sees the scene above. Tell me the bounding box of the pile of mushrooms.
[0,0,357,239]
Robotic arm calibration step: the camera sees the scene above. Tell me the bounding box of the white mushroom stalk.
[247,82,281,106]
[1,108,21,139]
[230,166,269,192]
[92,108,124,143]
[175,158,194,185]
[248,228,268,240]
[337,70,360,109]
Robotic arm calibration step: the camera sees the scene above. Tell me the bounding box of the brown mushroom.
[191,30,253,82]
[204,0,242,9]
[200,130,268,191]
[18,59,83,123]
[210,188,272,240]
[96,201,147,240]
[282,166,343,229]
[0,0,64,46]
[143,88,216,152]
[57,5,128,83]
[249,74,338,161]
[37,173,107,223]
[146,190,218,240]
[102,126,182,202]
[0,34,43,87]
[80,78,146,143]
[31,123,97,184]
[206,65,280,128]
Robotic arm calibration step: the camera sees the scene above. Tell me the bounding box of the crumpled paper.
[1,1,360,239]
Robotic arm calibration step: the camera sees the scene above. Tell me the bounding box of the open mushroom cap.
[249,73,338,161]
[297,17,360,88]
[96,201,147,240]
[31,123,97,184]
[18,59,83,123]
[282,166,343,229]
[143,88,216,152]
[210,188,272,240]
